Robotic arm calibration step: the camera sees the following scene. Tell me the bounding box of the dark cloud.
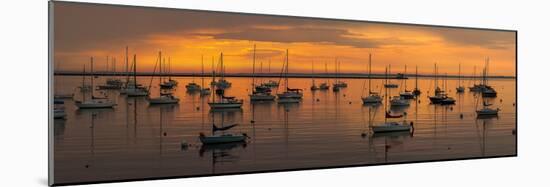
[429,28,515,49]
[213,27,382,48]
[53,1,515,54]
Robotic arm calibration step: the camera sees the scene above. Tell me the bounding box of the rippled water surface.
[53,76,516,184]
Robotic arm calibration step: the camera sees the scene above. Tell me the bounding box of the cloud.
[213,27,383,48]
[425,27,515,50]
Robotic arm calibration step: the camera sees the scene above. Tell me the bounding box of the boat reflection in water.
[53,75,516,184]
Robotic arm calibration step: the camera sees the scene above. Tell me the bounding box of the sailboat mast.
[368,53,372,94]
[415,66,418,89]
[133,54,137,89]
[404,65,407,90]
[82,64,86,102]
[334,58,338,83]
[125,46,129,83]
[434,63,437,91]
[252,44,256,93]
[325,62,328,84]
[201,55,205,88]
[285,49,289,89]
[311,61,314,85]
[384,66,388,123]
[458,63,462,87]
[90,57,94,98]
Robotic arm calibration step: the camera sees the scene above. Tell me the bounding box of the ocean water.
[52,75,516,184]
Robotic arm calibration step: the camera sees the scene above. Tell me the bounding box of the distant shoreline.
[54,72,516,79]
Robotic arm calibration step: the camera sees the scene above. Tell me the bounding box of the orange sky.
[53,2,516,76]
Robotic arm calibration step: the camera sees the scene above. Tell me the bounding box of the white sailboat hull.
[250,94,276,101]
[75,100,115,109]
[476,108,499,116]
[208,102,243,109]
[372,122,411,133]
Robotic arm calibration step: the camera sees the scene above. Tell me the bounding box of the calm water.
[53,76,516,184]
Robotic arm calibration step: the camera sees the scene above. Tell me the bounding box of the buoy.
[500,99,503,103]
[196,107,200,111]
[450,107,453,111]
[361,132,367,138]
[316,99,320,102]
[447,147,451,150]
[251,120,255,123]
[349,101,352,104]
[343,94,346,97]
[85,164,89,168]
[404,112,408,115]
[512,129,517,135]
[418,100,421,103]
[460,114,464,119]
[513,103,516,106]
[163,132,167,136]
[268,128,271,130]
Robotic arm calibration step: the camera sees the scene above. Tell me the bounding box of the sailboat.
[249,45,276,101]
[277,49,303,103]
[476,91,499,117]
[468,66,484,92]
[481,58,497,98]
[148,51,180,105]
[199,112,247,144]
[123,54,149,97]
[332,58,347,92]
[429,63,447,104]
[208,53,244,109]
[199,55,211,96]
[186,72,201,92]
[319,62,330,90]
[262,59,279,87]
[99,56,123,89]
[384,64,398,88]
[399,65,414,99]
[413,66,421,96]
[456,63,465,93]
[362,54,382,104]
[75,57,116,109]
[211,54,232,89]
[372,73,412,133]
[160,57,178,89]
[310,61,319,91]
[388,66,410,106]
[439,73,456,105]
[77,64,92,92]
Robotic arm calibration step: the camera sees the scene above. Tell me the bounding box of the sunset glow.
[54,3,516,76]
